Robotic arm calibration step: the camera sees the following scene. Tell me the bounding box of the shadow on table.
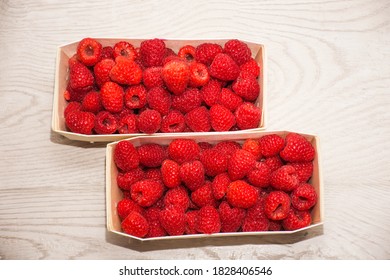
[50,130,107,148]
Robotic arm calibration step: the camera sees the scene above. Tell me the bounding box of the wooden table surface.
[1,0,389,260]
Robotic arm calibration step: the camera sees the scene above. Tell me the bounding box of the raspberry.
[159,207,186,236]
[196,205,221,234]
[185,106,211,132]
[94,111,117,134]
[198,142,213,151]
[226,180,258,209]
[242,139,262,160]
[264,191,291,220]
[144,207,166,238]
[211,173,231,200]
[138,109,162,134]
[185,210,199,234]
[223,39,252,66]
[65,110,95,135]
[259,134,285,157]
[163,187,190,212]
[191,182,216,207]
[171,88,202,113]
[81,91,102,113]
[101,46,114,59]
[228,149,256,180]
[147,87,171,116]
[209,53,240,81]
[162,59,190,95]
[214,141,241,159]
[64,101,81,118]
[124,84,147,109]
[140,38,166,67]
[117,198,144,220]
[219,88,243,112]
[178,45,196,63]
[179,160,205,191]
[144,168,163,181]
[137,143,166,168]
[232,75,259,102]
[209,104,236,131]
[188,62,210,87]
[200,148,228,177]
[121,211,149,238]
[240,58,260,78]
[68,54,79,68]
[100,81,124,113]
[234,102,261,130]
[76,38,102,66]
[161,159,181,188]
[218,201,245,232]
[69,62,94,91]
[64,86,90,103]
[280,133,315,162]
[142,66,164,89]
[201,79,221,107]
[117,168,145,190]
[290,162,313,182]
[291,183,317,210]
[270,165,300,191]
[130,179,164,207]
[242,200,269,232]
[114,140,139,172]
[110,57,142,85]
[117,114,139,134]
[247,162,271,188]
[269,220,282,231]
[263,156,283,172]
[160,110,186,133]
[194,43,223,66]
[282,209,311,230]
[167,139,200,164]
[113,41,136,60]
[93,58,115,88]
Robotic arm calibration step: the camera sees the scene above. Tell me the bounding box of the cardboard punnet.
[52,38,267,142]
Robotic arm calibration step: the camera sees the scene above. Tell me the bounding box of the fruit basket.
[106,131,323,241]
[52,38,266,142]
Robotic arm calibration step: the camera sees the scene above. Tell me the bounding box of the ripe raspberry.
[263,156,283,172]
[140,38,166,67]
[117,168,145,190]
[142,66,164,89]
[69,62,94,91]
[242,139,262,160]
[291,183,317,210]
[81,91,102,113]
[130,179,164,207]
[270,165,300,191]
[185,210,199,234]
[219,88,243,112]
[282,209,311,230]
[160,110,186,133]
[121,211,149,238]
[167,139,200,164]
[113,41,136,60]
[259,134,285,157]
[163,187,190,212]
[191,182,216,207]
[100,81,124,113]
[114,140,139,172]
[138,109,162,134]
[179,160,205,191]
[94,111,117,134]
[228,149,256,181]
[209,104,236,131]
[159,207,186,236]
[214,141,241,159]
[147,86,171,116]
[247,162,271,188]
[162,59,190,95]
[117,198,144,220]
[65,110,95,135]
[226,180,258,209]
[178,45,196,63]
[124,84,147,109]
[218,201,245,232]
[200,148,228,177]
[209,53,240,81]
[161,159,181,188]
[240,58,260,78]
[64,101,81,118]
[110,57,142,85]
[264,191,291,220]
[188,62,210,87]
[93,58,115,88]
[64,86,90,103]
[144,168,163,181]
[268,220,282,231]
[196,205,221,234]
[185,106,211,132]
[172,88,202,113]
[280,133,315,162]
[235,102,261,130]
[211,173,231,200]
[76,38,102,66]
[232,75,259,102]
[242,200,269,232]
[101,46,114,59]
[290,162,313,182]
[117,113,139,134]
[194,43,223,66]
[144,207,167,238]
[223,39,252,66]
[198,142,213,151]
[200,79,221,107]
[68,54,79,68]
[137,143,167,168]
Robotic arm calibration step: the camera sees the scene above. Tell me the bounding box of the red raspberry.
[280,133,315,162]
[185,106,211,132]
[168,139,200,164]
[147,87,171,116]
[200,79,221,107]
[171,88,202,113]
[263,156,283,172]
[101,46,114,59]
[196,205,221,234]
[124,84,147,109]
[198,142,213,151]
[159,207,186,236]
[68,54,79,68]
[110,57,142,85]
[142,66,164,89]
[160,110,186,133]
[195,43,223,66]
[269,220,282,231]
[270,165,300,191]
[259,134,285,157]
[94,111,117,134]
[223,39,252,66]
[242,200,269,232]
[63,86,90,103]
[226,180,258,209]
[140,38,166,67]
[113,41,136,60]
[65,110,95,135]
[209,53,240,81]
[101,81,124,113]
[228,149,256,180]
[235,102,261,130]
[114,140,139,172]
[185,210,199,234]
[161,159,181,188]
[93,58,115,88]
[214,141,241,159]
[138,109,162,134]
[232,75,259,102]
[191,182,216,208]
[117,113,139,134]
[291,183,317,210]
[247,162,271,188]
[179,160,205,191]
[242,138,262,160]
[64,101,81,118]
[163,187,190,212]
[264,191,291,220]
[200,148,228,177]
[219,88,243,112]
[282,209,311,230]
[210,104,236,131]
[211,173,231,200]
[218,201,245,232]
[188,62,210,87]
[290,162,313,182]
[117,168,145,190]
[117,198,144,220]
[130,179,164,207]
[76,38,102,66]
[162,59,190,95]
[81,91,102,113]
[121,211,149,238]
[178,45,196,63]
[144,207,166,238]
[240,58,260,78]
[69,62,94,91]
[137,143,167,168]
[144,168,163,181]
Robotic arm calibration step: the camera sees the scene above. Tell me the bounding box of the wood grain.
[0,0,389,259]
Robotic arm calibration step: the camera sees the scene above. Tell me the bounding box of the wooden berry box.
[106,131,323,242]
[51,38,267,142]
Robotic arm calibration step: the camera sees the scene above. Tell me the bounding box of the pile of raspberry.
[63,38,262,135]
[114,132,317,238]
